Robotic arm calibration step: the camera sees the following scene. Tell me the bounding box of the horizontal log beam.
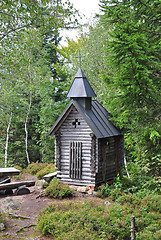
[0,180,35,190]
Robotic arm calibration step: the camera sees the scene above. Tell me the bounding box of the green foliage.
[59,20,109,104]
[97,176,137,200]
[37,200,128,240]
[38,194,161,239]
[97,169,161,202]
[124,160,161,194]
[41,181,49,189]
[12,165,26,180]
[13,165,23,172]
[99,0,161,180]
[0,0,79,167]
[45,178,73,199]
[96,183,112,198]
[36,163,56,180]
[26,162,48,175]
[0,0,79,42]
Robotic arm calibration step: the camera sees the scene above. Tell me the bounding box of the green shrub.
[38,193,161,240]
[96,183,112,198]
[96,183,122,200]
[12,165,25,180]
[141,194,161,213]
[26,162,48,175]
[36,163,56,180]
[117,193,161,213]
[109,189,124,201]
[37,201,130,240]
[45,178,73,199]
[97,176,137,199]
[41,181,49,189]
[14,165,23,171]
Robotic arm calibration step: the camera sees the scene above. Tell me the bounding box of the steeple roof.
[67,68,97,98]
[47,100,121,138]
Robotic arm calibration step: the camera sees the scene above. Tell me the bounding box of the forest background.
[0,0,160,193]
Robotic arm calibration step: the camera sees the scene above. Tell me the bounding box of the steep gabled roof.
[67,68,97,98]
[47,100,121,138]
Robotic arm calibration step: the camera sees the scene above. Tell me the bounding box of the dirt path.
[0,175,104,240]
[0,183,55,240]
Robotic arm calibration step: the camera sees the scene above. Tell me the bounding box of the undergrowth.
[96,173,160,201]
[37,195,161,240]
[36,163,56,179]
[12,165,25,180]
[26,162,56,180]
[26,162,48,175]
[45,178,73,199]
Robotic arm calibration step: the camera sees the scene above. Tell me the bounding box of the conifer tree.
[100,0,161,176]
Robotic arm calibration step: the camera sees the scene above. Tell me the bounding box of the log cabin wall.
[96,136,124,185]
[56,106,98,186]
[118,136,124,171]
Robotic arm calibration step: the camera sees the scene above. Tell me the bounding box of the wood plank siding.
[54,105,124,187]
[96,136,124,185]
[55,106,97,186]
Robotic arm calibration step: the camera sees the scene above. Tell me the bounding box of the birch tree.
[0,0,80,167]
[5,111,12,167]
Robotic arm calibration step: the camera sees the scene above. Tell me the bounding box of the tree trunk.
[41,139,46,163]
[124,155,130,179]
[25,92,32,165]
[130,216,136,240]
[5,111,12,167]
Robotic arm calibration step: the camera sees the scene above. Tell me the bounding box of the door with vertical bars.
[69,141,82,179]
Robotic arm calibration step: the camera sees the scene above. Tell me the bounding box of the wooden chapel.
[48,67,124,187]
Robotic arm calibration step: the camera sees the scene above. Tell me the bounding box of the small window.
[72,119,80,128]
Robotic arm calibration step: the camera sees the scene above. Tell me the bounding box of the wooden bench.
[43,172,57,183]
[0,180,35,195]
[0,167,35,195]
[0,167,21,177]
[0,176,11,185]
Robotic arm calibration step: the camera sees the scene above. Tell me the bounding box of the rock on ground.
[0,223,5,231]
[0,197,21,214]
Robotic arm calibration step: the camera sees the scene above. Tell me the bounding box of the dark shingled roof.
[47,99,121,138]
[67,68,97,98]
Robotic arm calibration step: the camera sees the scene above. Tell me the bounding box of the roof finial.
[74,50,85,68]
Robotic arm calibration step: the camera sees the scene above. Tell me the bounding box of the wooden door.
[69,141,82,179]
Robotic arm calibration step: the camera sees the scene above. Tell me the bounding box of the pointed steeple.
[67,68,97,98]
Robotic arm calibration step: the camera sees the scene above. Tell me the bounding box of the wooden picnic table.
[0,167,21,177]
[0,167,35,195]
[0,180,35,191]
